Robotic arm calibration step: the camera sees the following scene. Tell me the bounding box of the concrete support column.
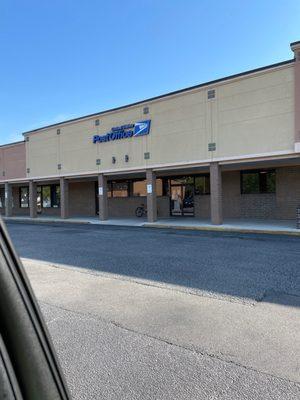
[98,174,108,221]
[291,41,300,151]
[210,162,223,225]
[4,182,12,217]
[60,177,69,219]
[29,181,37,218]
[146,169,157,222]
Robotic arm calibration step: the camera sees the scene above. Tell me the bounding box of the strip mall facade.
[1,41,300,224]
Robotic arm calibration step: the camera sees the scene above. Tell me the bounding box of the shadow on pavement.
[6,221,300,306]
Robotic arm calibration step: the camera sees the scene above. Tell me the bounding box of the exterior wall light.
[125,155,129,162]
[144,152,150,160]
[112,156,116,164]
[96,159,101,165]
[58,164,62,170]
[26,168,30,173]
[143,106,149,114]
[208,142,216,151]
[95,119,100,126]
[57,129,61,135]
[207,89,215,99]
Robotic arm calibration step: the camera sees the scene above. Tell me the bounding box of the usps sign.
[93,120,151,144]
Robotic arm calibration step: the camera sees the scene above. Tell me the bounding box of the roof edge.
[0,140,25,148]
[290,40,300,47]
[22,58,294,136]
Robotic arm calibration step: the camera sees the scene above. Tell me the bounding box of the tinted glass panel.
[112,182,128,197]
[133,180,146,196]
[42,186,51,208]
[195,176,210,195]
[0,188,4,208]
[241,170,276,194]
[242,173,260,194]
[20,187,29,208]
[265,171,276,193]
[52,185,60,207]
[37,186,42,212]
[171,176,194,185]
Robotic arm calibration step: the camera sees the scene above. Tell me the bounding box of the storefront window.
[19,187,29,208]
[111,181,129,197]
[170,176,194,185]
[0,188,5,208]
[133,180,146,196]
[52,185,60,207]
[42,186,51,208]
[195,175,210,195]
[241,170,276,194]
[131,178,165,197]
[36,184,60,208]
[37,186,42,212]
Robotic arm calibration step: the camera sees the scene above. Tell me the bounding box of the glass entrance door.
[171,185,183,216]
[170,184,194,216]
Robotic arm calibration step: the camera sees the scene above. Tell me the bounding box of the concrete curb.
[3,217,300,236]
[143,223,300,236]
[2,217,91,225]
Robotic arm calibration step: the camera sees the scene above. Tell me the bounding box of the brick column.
[98,174,108,221]
[60,177,69,219]
[146,169,157,222]
[291,41,300,151]
[29,181,37,218]
[210,162,223,225]
[4,182,12,217]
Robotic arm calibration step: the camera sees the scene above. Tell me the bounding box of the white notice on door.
[147,184,152,194]
[98,187,103,196]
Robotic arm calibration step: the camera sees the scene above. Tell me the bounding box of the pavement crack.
[39,299,300,388]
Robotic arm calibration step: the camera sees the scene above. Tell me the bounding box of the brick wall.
[69,181,96,217]
[276,166,300,219]
[39,207,60,217]
[194,195,210,218]
[157,196,170,217]
[108,197,145,218]
[108,196,170,218]
[222,167,300,220]
[240,193,277,218]
[223,171,241,218]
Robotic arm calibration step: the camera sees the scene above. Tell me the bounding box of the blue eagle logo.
[133,120,151,137]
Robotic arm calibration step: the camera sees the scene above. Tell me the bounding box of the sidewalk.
[3,215,300,235]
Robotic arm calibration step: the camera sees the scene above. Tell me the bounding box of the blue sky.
[0,1,299,144]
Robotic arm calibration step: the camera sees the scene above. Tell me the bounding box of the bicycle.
[135,204,147,217]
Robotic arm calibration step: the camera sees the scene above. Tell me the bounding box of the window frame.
[240,169,276,194]
[37,184,61,208]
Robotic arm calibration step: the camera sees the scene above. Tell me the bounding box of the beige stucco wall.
[214,67,294,159]
[0,142,26,181]
[25,64,295,179]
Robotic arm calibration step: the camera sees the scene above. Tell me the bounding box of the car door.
[0,218,70,399]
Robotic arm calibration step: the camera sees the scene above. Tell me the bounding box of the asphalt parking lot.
[7,221,300,303]
[6,221,300,399]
